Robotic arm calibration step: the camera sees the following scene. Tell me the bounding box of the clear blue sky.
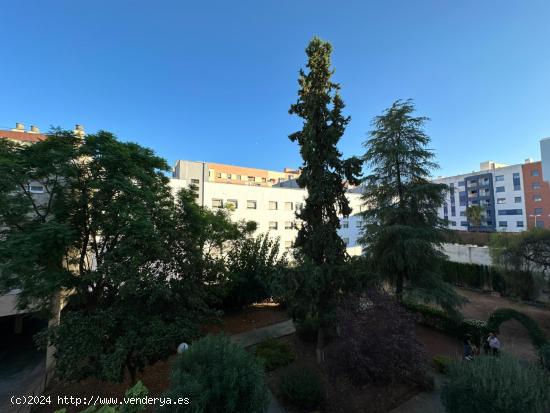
[1,0,549,177]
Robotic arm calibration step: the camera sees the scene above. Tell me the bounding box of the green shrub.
[432,355,453,374]
[441,354,550,413]
[295,317,319,343]
[278,365,323,410]
[160,334,269,413]
[540,343,550,372]
[255,339,295,371]
[403,300,487,344]
[487,308,548,349]
[54,382,148,413]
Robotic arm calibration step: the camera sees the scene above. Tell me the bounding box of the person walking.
[487,332,501,356]
[463,335,474,361]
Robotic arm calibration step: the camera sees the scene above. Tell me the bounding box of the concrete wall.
[442,243,492,266]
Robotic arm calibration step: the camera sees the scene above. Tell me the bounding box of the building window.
[532,169,540,177]
[498,221,508,227]
[285,241,293,249]
[451,206,456,216]
[191,179,200,185]
[212,199,223,208]
[497,209,523,216]
[534,195,543,202]
[517,221,524,228]
[284,202,293,211]
[450,221,457,226]
[515,196,522,203]
[343,238,349,246]
[356,220,362,228]
[296,202,304,212]
[532,182,541,190]
[248,176,255,182]
[460,221,468,226]
[495,186,505,193]
[495,175,504,181]
[284,221,293,230]
[226,199,238,209]
[28,184,45,193]
[261,177,267,183]
[534,207,543,215]
[216,172,222,179]
[497,198,506,204]
[247,200,257,209]
[460,211,466,216]
[536,221,545,228]
[227,174,232,179]
[342,220,349,228]
[269,201,278,210]
[269,221,278,230]
[236,174,241,180]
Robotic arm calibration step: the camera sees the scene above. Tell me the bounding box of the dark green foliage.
[490,228,550,274]
[54,382,149,413]
[331,292,428,386]
[432,355,453,374]
[439,260,501,290]
[255,339,295,371]
[486,308,548,349]
[0,131,245,383]
[295,317,320,343]
[441,354,550,413]
[161,334,269,413]
[540,343,550,372]
[220,233,285,309]
[465,205,484,229]
[278,365,323,410]
[404,301,487,345]
[359,100,461,313]
[287,37,362,361]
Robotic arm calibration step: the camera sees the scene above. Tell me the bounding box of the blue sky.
[1,0,549,177]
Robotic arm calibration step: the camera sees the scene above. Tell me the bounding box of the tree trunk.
[316,327,325,364]
[395,274,404,301]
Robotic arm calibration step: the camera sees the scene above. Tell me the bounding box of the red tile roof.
[0,130,46,143]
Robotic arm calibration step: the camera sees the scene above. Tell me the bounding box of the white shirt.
[488,336,501,349]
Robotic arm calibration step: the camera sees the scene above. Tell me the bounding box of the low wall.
[441,243,492,266]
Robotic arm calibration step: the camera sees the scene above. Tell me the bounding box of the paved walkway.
[389,372,445,413]
[230,319,295,413]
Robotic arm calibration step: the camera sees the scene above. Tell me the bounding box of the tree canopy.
[359,99,461,313]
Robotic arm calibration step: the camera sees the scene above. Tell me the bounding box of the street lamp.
[529,214,550,228]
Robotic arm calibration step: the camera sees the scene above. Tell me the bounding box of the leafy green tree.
[466,205,484,228]
[288,37,362,362]
[0,130,242,383]
[359,100,461,313]
[490,228,550,274]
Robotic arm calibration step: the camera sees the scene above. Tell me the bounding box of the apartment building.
[434,138,550,232]
[170,160,364,255]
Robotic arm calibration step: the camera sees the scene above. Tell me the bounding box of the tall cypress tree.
[289,37,362,362]
[359,100,461,313]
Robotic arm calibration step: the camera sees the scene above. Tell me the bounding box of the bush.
[255,339,295,371]
[54,382,148,413]
[160,334,269,413]
[278,365,323,410]
[540,343,550,372]
[441,354,550,413]
[220,234,284,309]
[487,308,548,349]
[330,291,428,386]
[403,300,488,345]
[433,355,453,374]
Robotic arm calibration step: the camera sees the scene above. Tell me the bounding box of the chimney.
[524,158,533,164]
[29,125,40,134]
[12,122,25,132]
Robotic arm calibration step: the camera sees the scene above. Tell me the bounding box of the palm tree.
[466,205,484,229]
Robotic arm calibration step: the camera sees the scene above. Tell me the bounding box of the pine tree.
[289,37,362,362]
[359,100,461,313]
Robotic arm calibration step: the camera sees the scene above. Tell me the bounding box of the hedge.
[403,301,487,344]
[487,308,548,349]
[439,260,504,291]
